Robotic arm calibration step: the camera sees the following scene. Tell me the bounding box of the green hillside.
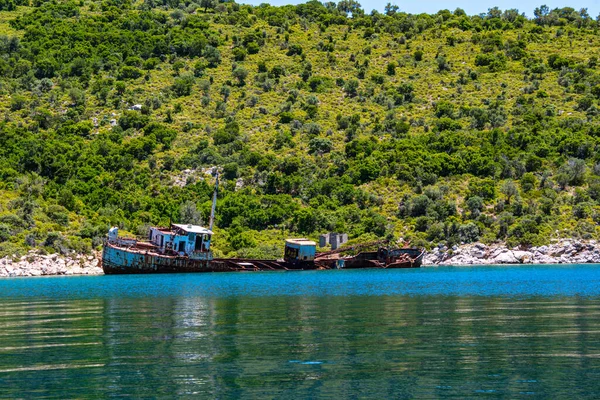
[0,1,599,258]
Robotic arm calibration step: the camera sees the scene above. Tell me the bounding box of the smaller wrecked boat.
[314,242,425,269]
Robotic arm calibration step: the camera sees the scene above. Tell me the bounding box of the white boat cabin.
[149,224,213,258]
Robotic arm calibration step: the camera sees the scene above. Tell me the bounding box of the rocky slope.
[423,240,600,265]
[0,251,103,277]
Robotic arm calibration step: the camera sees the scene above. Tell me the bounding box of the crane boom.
[209,172,219,231]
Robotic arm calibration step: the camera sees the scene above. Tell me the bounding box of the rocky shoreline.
[2,239,600,278]
[423,240,600,265]
[0,251,103,278]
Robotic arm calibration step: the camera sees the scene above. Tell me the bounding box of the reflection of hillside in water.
[2,292,600,397]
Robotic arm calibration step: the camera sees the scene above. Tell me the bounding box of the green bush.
[10,95,26,111]
[172,74,195,97]
[286,44,303,56]
[233,46,247,61]
[119,66,143,80]
[119,111,149,130]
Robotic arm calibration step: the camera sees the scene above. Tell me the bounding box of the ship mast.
[208,171,219,231]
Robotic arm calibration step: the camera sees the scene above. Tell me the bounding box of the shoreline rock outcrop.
[423,240,600,266]
[0,251,103,278]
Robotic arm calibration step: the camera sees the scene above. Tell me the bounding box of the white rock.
[536,254,558,264]
[513,251,533,263]
[494,251,519,264]
[472,250,484,258]
[489,248,504,259]
[474,243,486,250]
[536,246,548,254]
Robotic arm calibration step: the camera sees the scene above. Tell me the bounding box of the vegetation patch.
[0,1,599,257]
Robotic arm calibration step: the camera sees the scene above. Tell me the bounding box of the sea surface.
[1,265,600,398]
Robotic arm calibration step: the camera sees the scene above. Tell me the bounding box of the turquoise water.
[2,265,600,398]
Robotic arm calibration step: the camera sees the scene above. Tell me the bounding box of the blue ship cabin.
[284,239,316,263]
[149,224,213,257]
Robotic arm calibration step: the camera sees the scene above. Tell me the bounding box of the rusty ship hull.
[102,242,211,274]
[102,242,321,274]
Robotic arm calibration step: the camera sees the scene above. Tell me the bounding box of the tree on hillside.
[533,4,550,25]
[172,74,195,97]
[501,180,518,205]
[232,66,248,86]
[384,3,399,15]
[337,0,362,16]
[200,0,215,12]
[180,201,203,225]
[204,45,221,67]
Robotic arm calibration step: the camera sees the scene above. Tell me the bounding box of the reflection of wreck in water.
[101,174,423,274]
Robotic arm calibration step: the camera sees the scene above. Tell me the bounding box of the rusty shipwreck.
[101,175,424,274]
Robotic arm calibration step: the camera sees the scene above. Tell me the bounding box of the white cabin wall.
[149,227,212,255]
